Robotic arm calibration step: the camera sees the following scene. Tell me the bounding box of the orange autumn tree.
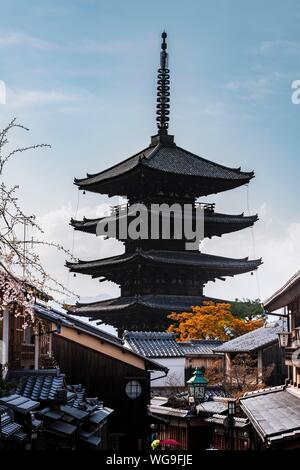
[167,302,264,341]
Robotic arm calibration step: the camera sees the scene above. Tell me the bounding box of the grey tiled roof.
[66,250,262,277]
[180,340,223,356]
[197,401,228,414]
[206,414,249,428]
[264,269,300,312]
[213,322,283,353]
[75,143,253,187]
[34,303,123,346]
[34,303,167,372]
[143,145,253,180]
[69,294,210,315]
[240,386,300,444]
[124,332,182,357]
[123,331,223,358]
[71,212,258,237]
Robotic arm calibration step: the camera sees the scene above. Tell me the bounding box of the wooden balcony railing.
[110,201,215,215]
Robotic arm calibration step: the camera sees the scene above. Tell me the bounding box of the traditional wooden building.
[1,288,167,450]
[205,412,251,450]
[123,331,223,388]
[50,308,167,450]
[66,32,261,334]
[235,272,300,449]
[213,322,286,386]
[149,396,217,450]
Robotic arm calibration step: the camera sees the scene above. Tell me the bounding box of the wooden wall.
[185,355,224,381]
[53,335,151,450]
[262,343,287,386]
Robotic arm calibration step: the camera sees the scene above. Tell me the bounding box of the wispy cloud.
[224,75,280,101]
[0,31,133,54]
[74,39,133,54]
[198,101,226,117]
[7,87,92,108]
[0,32,56,50]
[254,40,300,56]
[204,203,300,303]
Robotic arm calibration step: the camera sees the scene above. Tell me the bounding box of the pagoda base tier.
[68,294,231,335]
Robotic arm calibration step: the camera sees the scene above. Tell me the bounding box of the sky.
[1,0,300,323]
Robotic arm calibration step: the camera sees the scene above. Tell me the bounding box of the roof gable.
[123,331,223,358]
[213,322,283,353]
[74,142,254,192]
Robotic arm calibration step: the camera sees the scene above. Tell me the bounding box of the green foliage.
[230,298,266,321]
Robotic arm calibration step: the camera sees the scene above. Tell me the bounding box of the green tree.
[230,298,265,321]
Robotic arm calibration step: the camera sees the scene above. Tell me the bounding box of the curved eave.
[68,294,228,317]
[74,144,153,187]
[74,166,254,197]
[74,142,254,190]
[66,251,262,279]
[73,141,254,197]
[70,213,259,237]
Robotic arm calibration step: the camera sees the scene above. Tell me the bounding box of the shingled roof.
[74,140,254,197]
[66,250,262,280]
[264,269,300,312]
[213,322,283,353]
[69,294,227,317]
[124,331,182,357]
[123,331,223,358]
[240,386,300,445]
[75,142,253,185]
[34,303,167,371]
[71,211,258,239]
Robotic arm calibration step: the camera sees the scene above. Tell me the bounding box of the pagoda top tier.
[75,140,254,198]
[74,32,254,199]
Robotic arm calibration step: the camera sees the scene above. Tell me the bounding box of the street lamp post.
[186,367,208,411]
[227,398,236,451]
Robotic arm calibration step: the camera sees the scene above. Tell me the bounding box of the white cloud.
[224,76,278,101]
[204,206,300,304]
[0,32,56,50]
[256,40,300,56]
[198,101,226,117]
[74,39,133,54]
[0,31,133,55]
[225,81,241,90]
[7,87,94,108]
[33,202,122,301]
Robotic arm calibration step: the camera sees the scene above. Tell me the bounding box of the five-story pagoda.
[67,32,261,334]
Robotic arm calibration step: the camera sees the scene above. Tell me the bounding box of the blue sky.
[1,0,300,309]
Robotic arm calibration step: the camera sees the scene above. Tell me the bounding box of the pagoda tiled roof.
[71,211,258,238]
[66,249,262,279]
[68,294,233,316]
[74,141,254,195]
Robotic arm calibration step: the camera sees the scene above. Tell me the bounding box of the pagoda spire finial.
[156,31,170,135]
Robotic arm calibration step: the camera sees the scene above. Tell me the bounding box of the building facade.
[0,285,167,450]
[235,271,300,449]
[214,322,286,387]
[123,331,223,388]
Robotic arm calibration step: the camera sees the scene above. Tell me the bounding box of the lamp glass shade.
[186,368,208,402]
[278,332,289,348]
[228,400,236,415]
